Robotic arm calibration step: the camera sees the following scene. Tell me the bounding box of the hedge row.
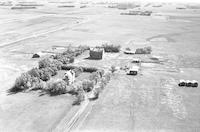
[101,44,121,53]
[52,45,89,64]
[61,65,98,73]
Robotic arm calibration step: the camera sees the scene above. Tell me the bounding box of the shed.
[89,48,104,60]
[127,66,139,75]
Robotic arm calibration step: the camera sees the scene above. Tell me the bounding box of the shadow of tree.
[84,57,102,60]
[7,86,24,95]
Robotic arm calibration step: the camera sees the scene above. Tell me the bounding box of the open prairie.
[0,1,200,132]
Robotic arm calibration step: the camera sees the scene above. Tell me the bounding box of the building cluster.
[121,10,152,16]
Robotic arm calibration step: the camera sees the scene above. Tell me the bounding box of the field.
[0,1,200,132]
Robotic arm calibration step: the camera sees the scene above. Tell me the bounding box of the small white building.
[132,58,141,63]
[127,66,139,75]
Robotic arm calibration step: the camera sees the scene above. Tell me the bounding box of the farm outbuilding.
[127,66,139,75]
[89,48,104,60]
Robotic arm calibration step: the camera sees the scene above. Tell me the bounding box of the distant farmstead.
[121,10,152,16]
